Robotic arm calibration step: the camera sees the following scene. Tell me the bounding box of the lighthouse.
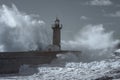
[52,17,62,50]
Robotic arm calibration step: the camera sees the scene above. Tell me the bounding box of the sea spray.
[0,4,50,52]
[61,24,119,62]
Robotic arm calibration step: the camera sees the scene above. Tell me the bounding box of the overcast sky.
[0,0,120,40]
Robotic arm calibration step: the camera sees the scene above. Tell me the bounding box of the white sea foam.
[0,59,120,80]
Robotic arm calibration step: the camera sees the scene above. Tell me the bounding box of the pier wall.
[0,51,80,74]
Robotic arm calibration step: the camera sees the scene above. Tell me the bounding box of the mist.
[0,4,50,52]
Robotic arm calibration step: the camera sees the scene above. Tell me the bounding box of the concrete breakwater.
[0,51,80,74]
